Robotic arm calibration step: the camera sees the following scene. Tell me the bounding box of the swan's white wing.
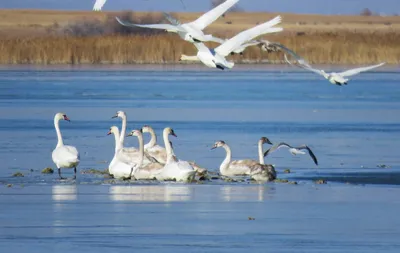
[275,43,306,63]
[189,0,239,30]
[277,46,326,77]
[337,62,386,77]
[163,12,181,25]
[115,17,185,32]
[207,36,226,44]
[215,16,282,57]
[241,40,263,49]
[93,0,107,11]
[193,42,212,53]
[297,62,326,77]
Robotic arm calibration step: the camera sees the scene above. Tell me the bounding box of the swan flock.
[52,111,318,182]
[110,0,385,81]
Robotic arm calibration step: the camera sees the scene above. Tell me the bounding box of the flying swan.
[179,15,283,70]
[115,0,239,43]
[280,45,386,86]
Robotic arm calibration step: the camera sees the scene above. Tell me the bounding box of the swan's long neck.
[136,133,144,168]
[163,129,173,163]
[220,144,232,173]
[54,117,63,147]
[113,129,122,153]
[119,114,127,145]
[144,128,157,149]
[258,140,265,164]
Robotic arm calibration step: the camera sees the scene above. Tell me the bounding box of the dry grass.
[0,31,398,64]
[0,9,399,64]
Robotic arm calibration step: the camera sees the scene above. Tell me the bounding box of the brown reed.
[0,30,398,65]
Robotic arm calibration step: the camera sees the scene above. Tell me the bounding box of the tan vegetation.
[0,9,399,64]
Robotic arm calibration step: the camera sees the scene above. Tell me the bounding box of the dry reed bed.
[0,31,399,64]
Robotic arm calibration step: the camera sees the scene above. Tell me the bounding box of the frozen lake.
[0,64,399,252]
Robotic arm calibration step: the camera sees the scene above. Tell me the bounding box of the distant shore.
[0,9,399,65]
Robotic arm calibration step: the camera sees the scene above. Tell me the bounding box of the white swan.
[93,0,186,11]
[115,0,238,43]
[179,15,283,70]
[112,111,153,166]
[141,125,206,175]
[211,140,276,182]
[51,112,80,179]
[168,140,208,175]
[264,142,319,166]
[141,125,167,164]
[107,126,135,179]
[153,127,196,182]
[281,45,386,85]
[126,129,164,180]
[257,137,273,164]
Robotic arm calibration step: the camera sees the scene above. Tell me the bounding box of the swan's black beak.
[211,146,217,150]
[171,133,177,137]
[107,130,112,135]
[266,138,273,145]
[111,115,118,119]
[63,115,70,122]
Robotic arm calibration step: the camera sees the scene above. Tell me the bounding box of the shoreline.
[0,9,399,65]
[0,63,398,70]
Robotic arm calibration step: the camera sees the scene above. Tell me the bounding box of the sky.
[1,0,399,15]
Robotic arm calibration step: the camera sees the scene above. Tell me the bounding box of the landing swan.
[211,140,276,182]
[51,112,80,179]
[179,15,283,70]
[115,0,238,43]
[127,129,164,180]
[264,142,319,166]
[107,126,135,179]
[153,127,196,182]
[280,45,386,85]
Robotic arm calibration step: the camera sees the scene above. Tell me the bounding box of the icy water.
[1,64,400,252]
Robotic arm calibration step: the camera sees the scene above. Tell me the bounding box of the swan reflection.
[109,185,192,202]
[220,185,272,202]
[52,184,77,202]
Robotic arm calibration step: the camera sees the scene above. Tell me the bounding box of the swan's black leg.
[73,167,77,180]
[58,168,66,180]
